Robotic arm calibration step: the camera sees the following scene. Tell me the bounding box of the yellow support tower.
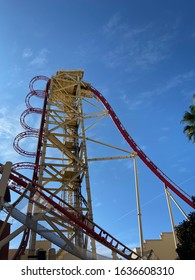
[29,70,96,257]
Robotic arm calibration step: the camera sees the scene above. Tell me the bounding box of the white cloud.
[23,48,33,58]
[0,107,20,138]
[103,12,122,34]
[75,14,172,71]
[124,160,134,169]
[140,145,147,151]
[144,70,195,98]
[192,32,195,38]
[111,34,170,69]
[14,80,24,88]
[161,127,170,131]
[158,136,168,142]
[0,106,22,163]
[135,35,170,67]
[102,15,172,70]
[178,167,187,173]
[121,70,195,111]
[30,48,49,67]
[121,94,144,111]
[0,104,40,165]
[94,202,102,208]
[123,25,151,39]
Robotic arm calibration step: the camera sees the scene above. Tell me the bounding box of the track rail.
[12,76,49,259]
[90,86,194,209]
[2,74,194,261]
[0,166,140,260]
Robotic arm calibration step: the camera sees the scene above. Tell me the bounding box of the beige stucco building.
[8,232,177,260]
[133,232,177,260]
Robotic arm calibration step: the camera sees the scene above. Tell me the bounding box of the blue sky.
[0,0,195,254]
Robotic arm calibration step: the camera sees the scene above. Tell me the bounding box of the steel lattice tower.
[29,70,97,257]
[0,69,194,260]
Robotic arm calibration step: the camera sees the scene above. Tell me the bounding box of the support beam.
[133,157,144,258]
[165,186,178,249]
[88,155,135,162]
[0,162,12,202]
[170,193,189,220]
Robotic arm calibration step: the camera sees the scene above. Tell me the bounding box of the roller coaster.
[0,70,194,260]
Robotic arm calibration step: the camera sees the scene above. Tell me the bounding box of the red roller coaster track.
[1,75,194,260]
[90,86,194,209]
[3,167,139,260]
[12,76,49,259]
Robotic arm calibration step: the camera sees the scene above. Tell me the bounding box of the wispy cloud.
[103,34,171,70]
[0,104,40,165]
[75,13,171,71]
[0,106,22,163]
[135,35,171,68]
[102,14,173,70]
[121,70,195,110]
[103,12,122,34]
[0,107,19,139]
[94,202,103,208]
[171,163,189,173]
[178,167,187,173]
[30,48,49,67]
[171,158,191,174]
[121,94,144,110]
[192,32,195,38]
[124,160,134,169]
[22,48,33,58]
[158,136,168,142]
[140,70,195,99]
[161,127,170,131]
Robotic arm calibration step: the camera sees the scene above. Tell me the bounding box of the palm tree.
[181,96,195,143]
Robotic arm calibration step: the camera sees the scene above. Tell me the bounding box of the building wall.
[8,232,177,260]
[9,240,52,260]
[134,232,177,260]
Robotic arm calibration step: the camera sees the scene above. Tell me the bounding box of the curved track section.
[0,166,139,260]
[2,74,194,261]
[12,76,49,259]
[25,90,45,109]
[13,76,49,158]
[13,131,39,157]
[12,162,38,171]
[20,108,42,131]
[90,86,194,209]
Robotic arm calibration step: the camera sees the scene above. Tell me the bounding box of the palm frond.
[181,111,194,124]
[181,99,195,144]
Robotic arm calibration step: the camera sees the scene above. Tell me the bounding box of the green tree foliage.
[175,198,195,259]
[181,96,195,143]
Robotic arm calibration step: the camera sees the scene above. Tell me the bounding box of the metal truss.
[0,69,194,261]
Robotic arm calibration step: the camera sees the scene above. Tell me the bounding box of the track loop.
[25,90,45,109]
[20,108,42,131]
[12,162,39,171]
[12,76,49,259]
[13,76,49,161]
[13,128,39,157]
[29,75,49,93]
